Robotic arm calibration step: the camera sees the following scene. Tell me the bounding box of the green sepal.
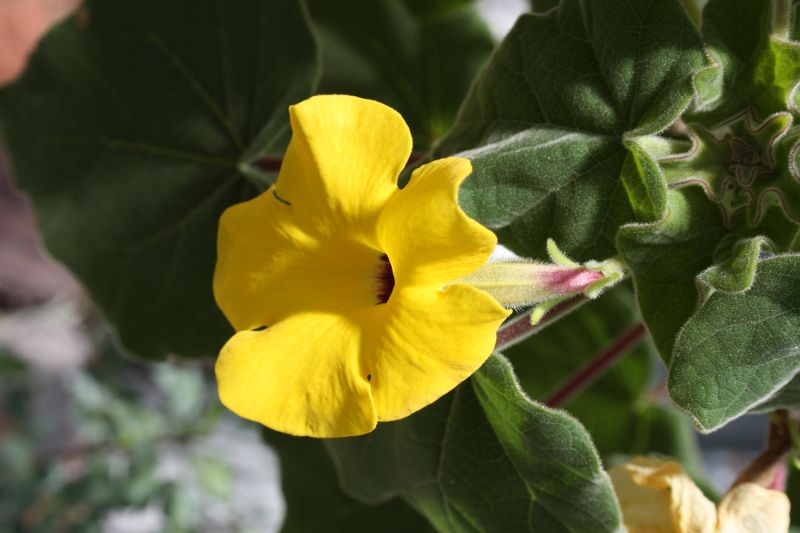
[529,296,569,326]
[546,238,580,268]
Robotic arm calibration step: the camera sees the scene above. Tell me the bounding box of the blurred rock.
[0,144,82,310]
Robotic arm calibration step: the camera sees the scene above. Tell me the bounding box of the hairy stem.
[544,323,646,408]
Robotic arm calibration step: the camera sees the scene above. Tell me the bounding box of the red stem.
[544,322,646,408]
[494,297,586,351]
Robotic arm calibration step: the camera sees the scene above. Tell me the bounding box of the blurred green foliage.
[0,332,281,531]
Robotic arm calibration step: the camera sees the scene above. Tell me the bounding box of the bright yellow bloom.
[213,95,510,438]
[609,456,790,533]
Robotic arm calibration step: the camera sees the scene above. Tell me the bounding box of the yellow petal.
[276,94,412,245]
[609,456,716,533]
[214,190,381,331]
[215,312,377,437]
[363,284,510,421]
[377,157,497,288]
[716,483,790,533]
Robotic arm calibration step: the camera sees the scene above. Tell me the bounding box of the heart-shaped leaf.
[435,0,705,260]
[0,0,318,359]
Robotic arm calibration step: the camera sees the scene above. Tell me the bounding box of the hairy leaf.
[669,255,800,432]
[435,0,704,260]
[326,354,622,533]
[506,285,651,456]
[698,0,800,120]
[0,0,317,359]
[617,187,728,362]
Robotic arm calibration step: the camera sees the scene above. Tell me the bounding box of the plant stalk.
[544,323,646,408]
[494,296,586,351]
[731,409,792,490]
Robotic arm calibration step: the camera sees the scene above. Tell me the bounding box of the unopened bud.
[459,239,625,325]
[459,261,604,309]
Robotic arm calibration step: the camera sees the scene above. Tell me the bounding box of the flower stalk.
[732,410,793,490]
[544,323,646,408]
[494,296,586,351]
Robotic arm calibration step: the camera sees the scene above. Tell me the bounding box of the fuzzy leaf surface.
[326,354,622,533]
[617,187,728,362]
[435,0,705,260]
[698,0,800,119]
[506,286,650,455]
[669,255,800,432]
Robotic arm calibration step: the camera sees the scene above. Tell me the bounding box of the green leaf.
[753,35,800,115]
[795,1,800,41]
[698,0,800,120]
[434,0,704,260]
[0,0,318,359]
[265,433,432,533]
[505,285,651,456]
[754,373,800,411]
[669,255,800,432]
[326,354,622,533]
[505,284,708,485]
[307,0,494,148]
[617,187,728,362]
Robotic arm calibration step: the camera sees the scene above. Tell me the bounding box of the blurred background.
[0,0,769,531]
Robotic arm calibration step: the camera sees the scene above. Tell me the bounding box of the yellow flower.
[609,456,790,533]
[213,95,510,438]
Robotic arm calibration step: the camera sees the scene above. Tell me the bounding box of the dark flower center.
[376,254,395,305]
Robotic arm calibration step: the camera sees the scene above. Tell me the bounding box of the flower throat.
[376,254,395,304]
